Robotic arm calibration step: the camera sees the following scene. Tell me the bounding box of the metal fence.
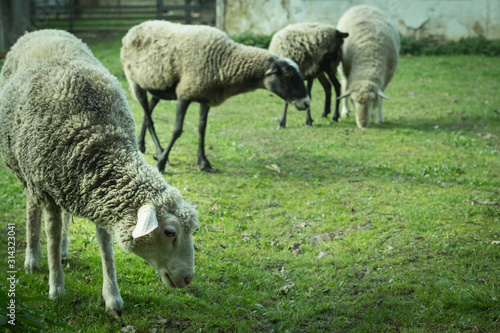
[32,0,216,33]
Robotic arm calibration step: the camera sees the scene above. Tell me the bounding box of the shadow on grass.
[383,109,500,134]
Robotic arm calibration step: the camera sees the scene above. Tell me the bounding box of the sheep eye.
[283,72,293,79]
[164,230,176,238]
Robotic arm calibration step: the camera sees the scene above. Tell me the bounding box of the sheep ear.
[133,204,158,239]
[337,30,349,39]
[337,90,351,100]
[378,90,389,99]
[265,64,279,76]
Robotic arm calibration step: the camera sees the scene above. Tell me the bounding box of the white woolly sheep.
[0,30,199,316]
[269,22,348,129]
[121,20,310,173]
[337,5,400,129]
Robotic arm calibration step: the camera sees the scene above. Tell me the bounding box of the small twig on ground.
[472,200,499,206]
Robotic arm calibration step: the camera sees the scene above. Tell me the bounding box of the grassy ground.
[1,34,499,332]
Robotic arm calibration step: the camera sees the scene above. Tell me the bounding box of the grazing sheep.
[121,20,310,173]
[269,22,348,129]
[336,5,400,129]
[0,30,199,315]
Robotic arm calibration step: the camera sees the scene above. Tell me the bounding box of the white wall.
[223,0,500,40]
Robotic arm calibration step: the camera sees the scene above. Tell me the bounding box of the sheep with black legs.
[0,29,199,316]
[337,5,400,129]
[120,20,310,173]
[269,22,348,129]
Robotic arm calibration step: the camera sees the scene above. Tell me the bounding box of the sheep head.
[263,57,310,110]
[338,81,388,129]
[131,202,198,289]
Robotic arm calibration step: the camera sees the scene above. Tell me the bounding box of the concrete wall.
[223,0,500,41]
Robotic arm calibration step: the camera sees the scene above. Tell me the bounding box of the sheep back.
[0,30,139,225]
[337,5,400,90]
[121,20,272,106]
[269,22,342,79]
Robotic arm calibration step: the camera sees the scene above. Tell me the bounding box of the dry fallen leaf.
[265,164,281,174]
[317,252,328,259]
[241,233,251,242]
[280,282,295,294]
[121,326,136,333]
[309,233,331,244]
[472,200,499,206]
[210,203,219,210]
[291,243,302,254]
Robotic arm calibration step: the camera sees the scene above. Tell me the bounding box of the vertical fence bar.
[185,0,192,24]
[69,0,74,32]
[156,0,162,20]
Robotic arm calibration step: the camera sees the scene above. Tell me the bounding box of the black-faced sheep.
[0,30,199,315]
[121,20,310,172]
[269,22,348,129]
[337,5,400,129]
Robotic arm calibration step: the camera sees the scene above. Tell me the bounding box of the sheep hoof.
[199,160,217,173]
[156,159,169,173]
[305,119,314,127]
[48,287,65,300]
[109,308,123,322]
[277,123,286,130]
[25,265,39,274]
[201,165,218,173]
[25,257,40,273]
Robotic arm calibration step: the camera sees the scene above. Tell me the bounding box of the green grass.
[1,34,500,332]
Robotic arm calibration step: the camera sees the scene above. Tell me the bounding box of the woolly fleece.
[269,22,344,79]
[0,30,198,252]
[121,20,282,107]
[337,5,400,126]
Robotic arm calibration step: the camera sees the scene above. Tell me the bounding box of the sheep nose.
[294,96,310,110]
[184,275,194,286]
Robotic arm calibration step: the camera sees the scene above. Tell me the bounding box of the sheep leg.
[61,210,71,263]
[277,103,289,129]
[134,85,163,157]
[96,226,123,316]
[135,86,150,153]
[340,76,351,118]
[326,72,341,122]
[44,199,65,299]
[305,78,314,126]
[138,96,161,154]
[376,98,384,124]
[156,98,191,173]
[197,104,216,172]
[317,72,332,118]
[25,194,42,273]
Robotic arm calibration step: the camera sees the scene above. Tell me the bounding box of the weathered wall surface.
[224,0,500,40]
